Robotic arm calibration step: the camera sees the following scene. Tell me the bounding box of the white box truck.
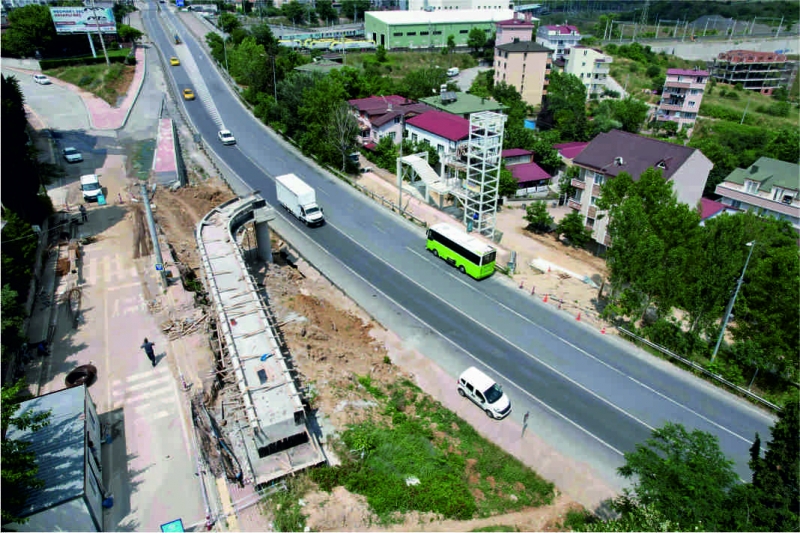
[275,173,325,226]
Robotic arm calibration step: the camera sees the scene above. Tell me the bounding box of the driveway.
[455,65,492,91]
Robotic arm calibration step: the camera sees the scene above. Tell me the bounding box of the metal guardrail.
[617,326,782,413]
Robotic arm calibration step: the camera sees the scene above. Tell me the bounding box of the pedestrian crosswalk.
[177,49,224,129]
[110,364,179,422]
[83,252,139,287]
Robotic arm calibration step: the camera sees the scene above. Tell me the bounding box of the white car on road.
[33,74,51,85]
[62,147,83,163]
[218,130,236,145]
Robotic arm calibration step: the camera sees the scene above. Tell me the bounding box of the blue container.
[524,119,537,130]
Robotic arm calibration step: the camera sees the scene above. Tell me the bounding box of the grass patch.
[702,83,799,129]
[345,50,479,81]
[561,508,599,531]
[308,381,554,524]
[261,477,313,532]
[43,60,135,105]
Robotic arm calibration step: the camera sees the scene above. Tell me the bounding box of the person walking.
[79,204,88,223]
[141,338,156,367]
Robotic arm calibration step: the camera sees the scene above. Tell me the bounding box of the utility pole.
[703,18,709,36]
[682,21,688,42]
[655,20,660,39]
[740,95,751,124]
[729,19,736,42]
[775,16,783,39]
[712,242,756,362]
[749,16,756,35]
[90,0,110,65]
[140,183,168,292]
[271,55,278,102]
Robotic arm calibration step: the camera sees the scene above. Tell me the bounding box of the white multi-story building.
[564,46,613,98]
[408,0,512,10]
[715,157,800,231]
[535,24,581,60]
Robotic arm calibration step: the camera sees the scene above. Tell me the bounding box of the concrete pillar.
[253,207,275,263]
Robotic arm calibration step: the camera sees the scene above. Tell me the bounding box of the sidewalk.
[3,46,146,131]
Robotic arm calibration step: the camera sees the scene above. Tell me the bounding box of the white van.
[80,174,102,202]
[447,67,459,77]
[457,366,511,419]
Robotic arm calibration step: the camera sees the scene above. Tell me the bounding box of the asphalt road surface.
[141,1,775,491]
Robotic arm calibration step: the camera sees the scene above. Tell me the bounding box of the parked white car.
[62,147,83,163]
[218,130,236,145]
[33,74,51,85]
[457,366,511,419]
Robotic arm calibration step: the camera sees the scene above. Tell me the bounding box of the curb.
[119,45,148,130]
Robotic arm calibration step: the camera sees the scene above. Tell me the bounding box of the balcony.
[664,81,691,89]
[603,233,611,247]
[659,102,686,112]
[587,205,597,219]
[568,198,581,210]
[571,178,585,190]
[592,184,601,197]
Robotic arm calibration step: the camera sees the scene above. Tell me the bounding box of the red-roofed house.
[656,67,709,131]
[404,111,472,160]
[699,197,737,225]
[348,95,434,145]
[554,142,589,164]
[535,24,581,59]
[501,149,551,196]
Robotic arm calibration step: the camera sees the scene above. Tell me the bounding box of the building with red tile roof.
[405,110,472,143]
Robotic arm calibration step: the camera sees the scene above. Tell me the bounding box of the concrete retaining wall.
[648,36,799,61]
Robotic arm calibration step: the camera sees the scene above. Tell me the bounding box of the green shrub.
[646,64,661,78]
[40,55,128,69]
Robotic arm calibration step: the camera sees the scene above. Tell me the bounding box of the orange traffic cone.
[576,312,581,321]
[543,294,548,303]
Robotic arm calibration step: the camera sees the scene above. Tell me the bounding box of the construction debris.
[161,314,208,340]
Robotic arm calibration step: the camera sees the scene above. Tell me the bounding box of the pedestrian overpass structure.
[196,193,325,486]
[396,111,505,239]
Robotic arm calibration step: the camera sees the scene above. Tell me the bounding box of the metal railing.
[617,326,782,413]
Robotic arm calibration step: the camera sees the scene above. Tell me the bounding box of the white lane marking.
[373,224,386,234]
[275,220,625,456]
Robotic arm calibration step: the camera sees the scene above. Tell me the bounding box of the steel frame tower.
[463,111,505,240]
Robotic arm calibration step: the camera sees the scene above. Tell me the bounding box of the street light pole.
[711,241,756,362]
[223,34,229,72]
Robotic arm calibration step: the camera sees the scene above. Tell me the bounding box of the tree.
[0,5,57,58]
[530,131,562,175]
[340,0,370,22]
[280,1,306,24]
[559,166,579,199]
[327,102,360,171]
[537,71,588,141]
[375,44,387,63]
[447,34,456,55]
[498,167,518,198]
[524,201,553,233]
[615,423,738,531]
[315,0,337,25]
[555,211,591,247]
[612,97,649,133]
[117,24,143,43]
[1,379,52,524]
[400,67,447,101]
[466,27,486,55]
[250,23,279,54]
[217,12,241,34]
[736,400,799,532]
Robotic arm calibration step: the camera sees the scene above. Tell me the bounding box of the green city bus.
[426,223,497,279]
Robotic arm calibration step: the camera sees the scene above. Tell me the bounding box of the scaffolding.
[462,111,505,240]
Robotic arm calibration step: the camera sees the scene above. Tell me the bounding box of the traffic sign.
[155,263,164,271]
[160,518,185,532]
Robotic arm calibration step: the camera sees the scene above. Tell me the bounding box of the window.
[459,29,469,34]
[593,173,605,185]
[582,62,586,67]
[411,133,418,142]
[433,30,442,35]
[590,196,598,206]
[437,144,444,153]
[688,101,696,107]
[420,31,429,35]
[394,116,400,124]
[387,131,396,140]
[586,217,595,227]
[745,180,760,194]
[393,32,402,37]
[407,32,417,36]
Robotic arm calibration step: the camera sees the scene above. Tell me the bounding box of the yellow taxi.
[170,57,180,66]
[182,88,195,100]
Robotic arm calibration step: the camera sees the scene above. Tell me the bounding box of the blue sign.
[176,0,185,6]
[161,519,185,532]
[155,263,164,271]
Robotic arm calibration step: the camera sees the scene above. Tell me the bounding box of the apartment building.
[570,130,712,250]
[494,40,552,107]
[408,0,512,10]
[715,157,800,231]
[495,13,535,46]
[535,24,581,60]
[564,46,613,99]
[708,49,797,95]
[655,67,709,131]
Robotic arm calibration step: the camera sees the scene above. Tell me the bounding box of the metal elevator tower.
[640,0,650,26]
[463,111,505,240]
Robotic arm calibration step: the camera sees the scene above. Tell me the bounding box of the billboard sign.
[50,7,117,34]
[176,0,184,6]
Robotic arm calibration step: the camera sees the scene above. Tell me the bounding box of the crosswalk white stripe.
[131,401,176,414]
[126,366,171,383]
[112,386,176,403]
[114,373,172,394]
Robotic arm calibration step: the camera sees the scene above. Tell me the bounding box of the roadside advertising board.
[50,6,117,34]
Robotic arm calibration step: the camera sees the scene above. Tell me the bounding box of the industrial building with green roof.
[419,91,507,119]
[364,9,514,50]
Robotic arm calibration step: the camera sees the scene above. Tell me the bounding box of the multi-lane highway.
[140,1,775,490]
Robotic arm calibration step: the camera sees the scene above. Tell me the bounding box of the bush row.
[40,54,135,70]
